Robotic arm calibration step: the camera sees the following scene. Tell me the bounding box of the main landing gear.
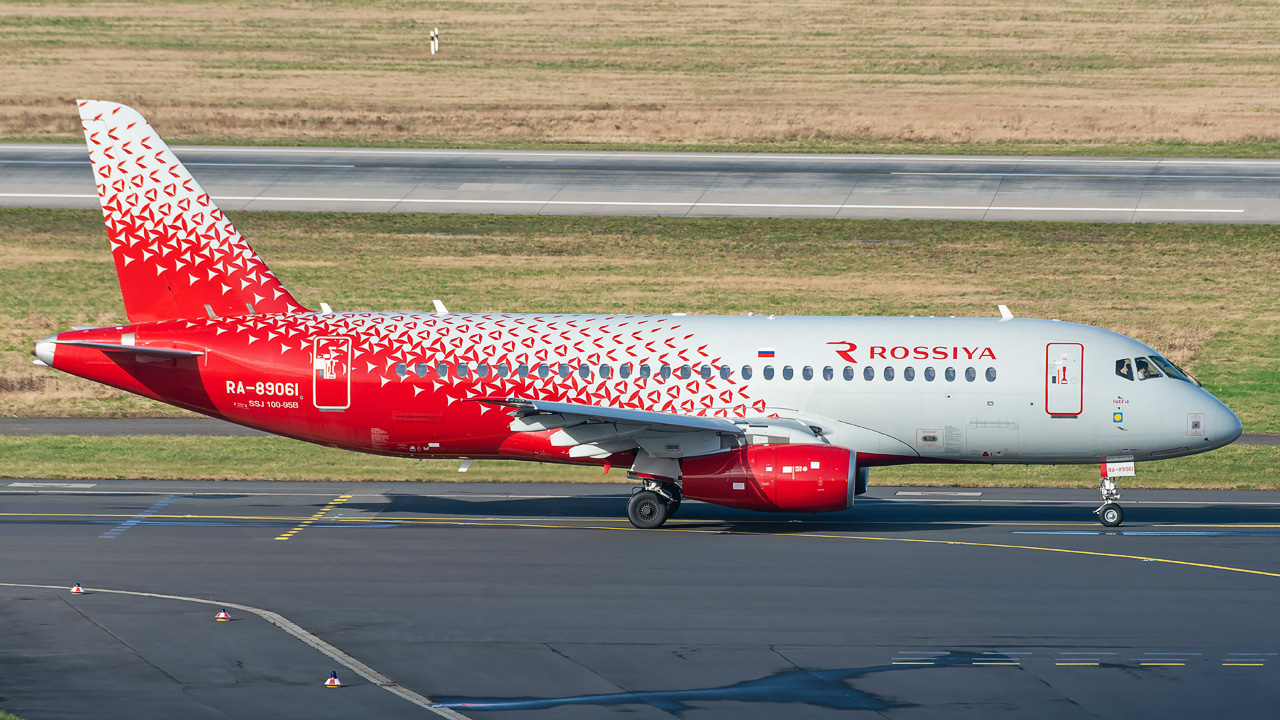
[627,480,682,529]
[1095,477,1124,528]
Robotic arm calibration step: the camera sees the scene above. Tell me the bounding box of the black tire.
[1098,503,1124,528]
[666,499,681,518]
[628,490,669,529]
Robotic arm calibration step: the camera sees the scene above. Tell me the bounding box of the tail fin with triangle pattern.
[77,99,306,323]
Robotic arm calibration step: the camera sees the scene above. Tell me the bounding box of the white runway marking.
[0,160,86,164]
[892,171,1280,180]
[0,160,355,168]
[7,157,1280,179]
[0,193,1242,215]
[8,482,97,488]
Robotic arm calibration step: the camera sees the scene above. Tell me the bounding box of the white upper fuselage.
[653,314,1241,463]
[282,310,1242,465]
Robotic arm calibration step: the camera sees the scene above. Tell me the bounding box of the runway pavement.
[2,480,1278,719]
[4,143,1280,223]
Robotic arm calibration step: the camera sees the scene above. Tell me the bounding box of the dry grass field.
[3,1,1280,153]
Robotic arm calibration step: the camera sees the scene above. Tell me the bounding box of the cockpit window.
[1115,358,1134,381]
[1134,356,1163,380]
[1149,355,1193,384]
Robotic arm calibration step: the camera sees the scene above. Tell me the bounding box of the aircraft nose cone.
[34,333,57,367]
[1218,404,1244,445]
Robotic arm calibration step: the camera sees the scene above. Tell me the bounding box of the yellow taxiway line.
[274,494,352,541]
[2,508,1280,580]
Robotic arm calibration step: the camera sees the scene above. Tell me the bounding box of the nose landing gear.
[1095,477,1124,527]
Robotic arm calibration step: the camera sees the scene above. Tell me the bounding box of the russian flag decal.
[757,348,775,358]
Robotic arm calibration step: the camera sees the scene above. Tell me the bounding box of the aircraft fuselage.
[37,312,1240,469]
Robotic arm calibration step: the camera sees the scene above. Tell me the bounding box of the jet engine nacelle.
[681,444,854,513]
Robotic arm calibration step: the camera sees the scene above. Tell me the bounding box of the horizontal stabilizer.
[53,340,204,358]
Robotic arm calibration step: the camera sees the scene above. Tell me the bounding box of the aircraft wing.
[472,396,743,461]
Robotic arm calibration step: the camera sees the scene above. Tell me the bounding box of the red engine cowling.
[681,445,853,513]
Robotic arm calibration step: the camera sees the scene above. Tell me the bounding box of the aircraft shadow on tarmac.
[332,493,1280,535]
[432,651,1000,714]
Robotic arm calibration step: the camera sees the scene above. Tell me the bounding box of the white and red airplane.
[34,101,1242,528]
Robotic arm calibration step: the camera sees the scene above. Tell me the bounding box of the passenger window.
[945,367,956,382]
[823,366,833,381]
[782,366,794,380]
[396,362,408,378]
[620,363,632,379]
[558,363,572,379]
[924,366,935,382]
[517,363,529,378]
[1135,357,1163,380]
[639,364,651,379]
[904,367,915,381]
[415,362,429,377]
[476,362,490,378]
[660,364,672,379]
[601,364,612,379]
[986,367,997,382]
[801,366,812,381]
[863,366,875,381]
[763,365,775,380]
[497,362,510,378]
[843,366,855,381]
[537,363,550,378]
[965,367,976,382]
[700,365,712,380]
[742,365,753,380]
[578,364,590,379]
[1115,358,1134,381]
[456,362,469,378]
[679,364,691,380]
[720,365,731,380]
[437,362,450,378]
[884,366,895,381]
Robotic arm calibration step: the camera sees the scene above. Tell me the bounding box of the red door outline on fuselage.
[1045,342,1083,416]
[312,336,351,411]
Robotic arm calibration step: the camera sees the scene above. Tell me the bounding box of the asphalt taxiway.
[4,144,1280,223]
[2,480,1279,719]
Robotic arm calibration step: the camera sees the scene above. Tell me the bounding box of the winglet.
[998,304,1013,321]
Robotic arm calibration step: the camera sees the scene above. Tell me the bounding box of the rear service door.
[1045,342,1083,415]
[312,336,351,411]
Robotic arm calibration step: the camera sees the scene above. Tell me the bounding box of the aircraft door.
[312,337,351,411]
[1045,343,1083,415]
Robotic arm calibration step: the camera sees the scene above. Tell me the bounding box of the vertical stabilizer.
[77,99,305,323]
